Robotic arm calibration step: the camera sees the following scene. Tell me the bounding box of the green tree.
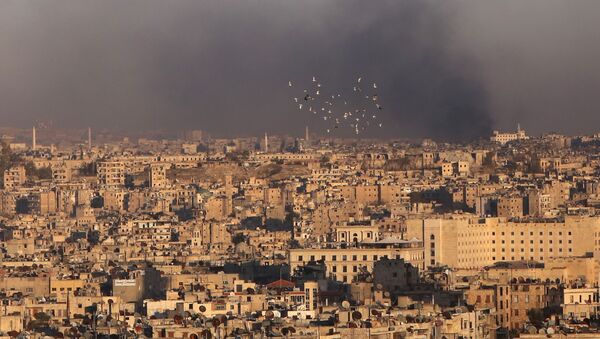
[0,142,19,187]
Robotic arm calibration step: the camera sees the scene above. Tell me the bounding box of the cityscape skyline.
[2,2,600,338]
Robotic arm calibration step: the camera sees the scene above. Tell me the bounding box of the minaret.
[88,127,92,151]
[264,132,269,153]
[32,126,36,150]
[305,126,309,142]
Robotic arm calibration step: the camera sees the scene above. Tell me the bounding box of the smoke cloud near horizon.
[0,1,599,140]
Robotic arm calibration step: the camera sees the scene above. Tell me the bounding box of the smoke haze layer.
[1,1,599,140]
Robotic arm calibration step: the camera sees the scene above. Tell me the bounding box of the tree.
[232,233,248,245]
[24,161,52,180]
[0,142,19,187]
[527,308,545,327]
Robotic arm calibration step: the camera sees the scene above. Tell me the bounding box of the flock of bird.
[289,76,384,134]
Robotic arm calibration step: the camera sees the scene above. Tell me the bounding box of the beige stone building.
[289,239,424,283]
[497,195,525,218]
[563,287,599,321]
[3,166,26,189]
[51,162,72,183]
[406,216,599,269]
[149,163,168,188]
[97,161,125,187]
[467,281,560,330]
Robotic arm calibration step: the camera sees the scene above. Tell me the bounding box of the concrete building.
[149,163,168,188]
[97,161,125,187]
[406,216,598,269]
[289,239,424,283]
[3,166,26,189]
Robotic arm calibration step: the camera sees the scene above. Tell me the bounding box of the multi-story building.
[563,286,600,321]
[406,216,598,269]
[289,239,424,283]
[467,281,561,330]
[3,166,26,189]
[490,126,528,144]
[149,163,168,188]
[97,161,125,187]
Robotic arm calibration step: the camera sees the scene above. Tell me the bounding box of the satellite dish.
[199,305,207,313]
[352,311,362,320]
[174,314,183,324]
[217,315,227,324]
[376,283,383,290]
[341,301,350,309]
[212,318,221,328]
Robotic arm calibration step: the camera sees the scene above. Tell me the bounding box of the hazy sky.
[1,1,599,140]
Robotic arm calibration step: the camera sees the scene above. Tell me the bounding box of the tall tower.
[305,126,309,142]
[224,174,233,216]
[32,126,36,150]
[87,127,92,151]
[264,132,269,153]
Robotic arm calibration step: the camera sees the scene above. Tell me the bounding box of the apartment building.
[289,239,424,283]
[406,216,598,269]
[3,166,26,189]
[97,161,125,187]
